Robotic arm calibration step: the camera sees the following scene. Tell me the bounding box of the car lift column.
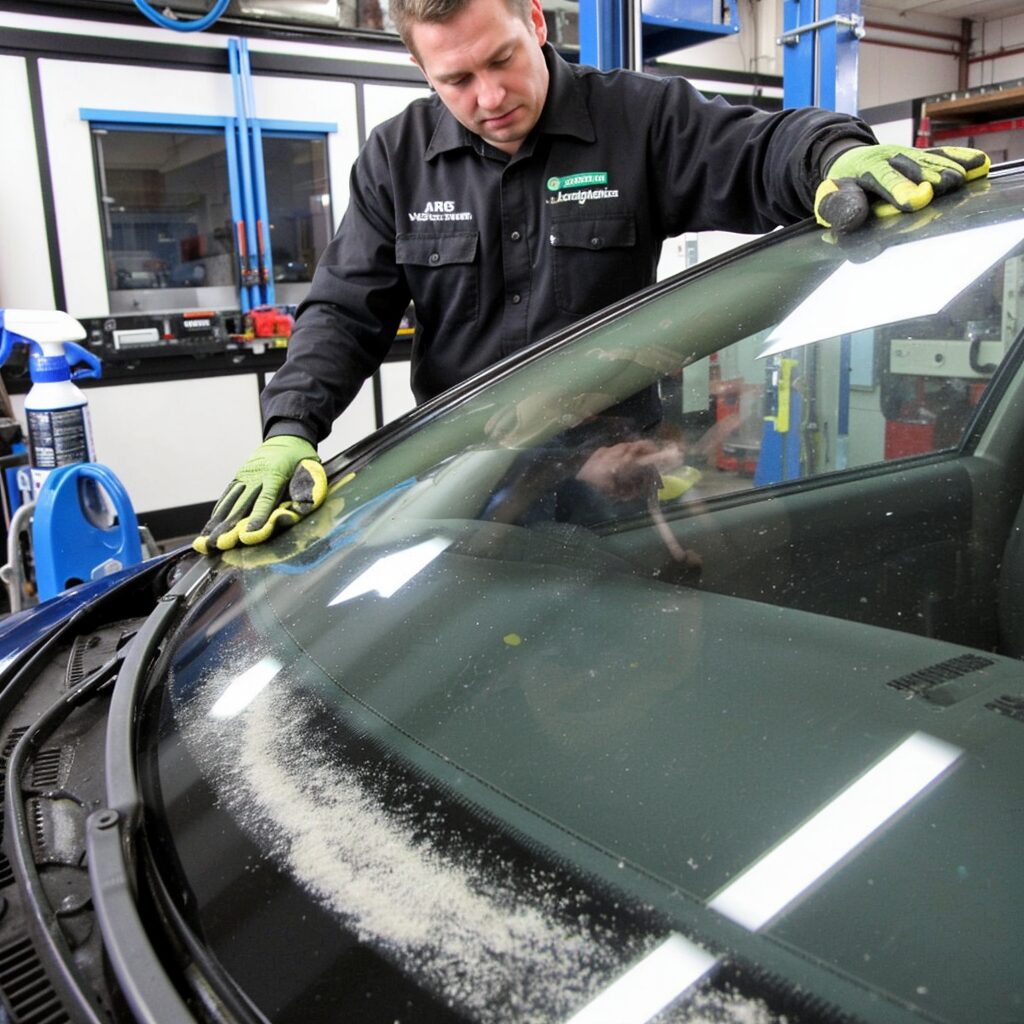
[754,0,863,483]
[578,0,740,71]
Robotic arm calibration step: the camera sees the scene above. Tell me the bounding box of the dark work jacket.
[262,45,875,444]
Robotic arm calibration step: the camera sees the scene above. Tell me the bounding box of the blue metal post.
[228,38,260,312]
[816,0,860,114]
[240,39,275,307]
[783,0,860,112]
[223,123,249,315]
[782,0,816,109]
[578,0,627,70]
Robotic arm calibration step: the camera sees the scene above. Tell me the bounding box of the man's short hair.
[390,0,533,50]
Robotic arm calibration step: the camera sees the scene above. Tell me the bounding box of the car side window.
[655,257,1024,503]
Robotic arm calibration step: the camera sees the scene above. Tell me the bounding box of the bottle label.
[26,405,95,497]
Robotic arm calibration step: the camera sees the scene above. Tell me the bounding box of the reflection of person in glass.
[195,0,989,555]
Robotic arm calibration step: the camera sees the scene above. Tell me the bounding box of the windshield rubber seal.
[87,557,216,1024]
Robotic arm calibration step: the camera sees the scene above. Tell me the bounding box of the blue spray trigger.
[64,342,103,381]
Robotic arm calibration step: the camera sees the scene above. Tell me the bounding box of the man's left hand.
[815,144,990,233]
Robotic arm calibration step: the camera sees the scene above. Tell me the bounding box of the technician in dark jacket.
[194,0,989,553]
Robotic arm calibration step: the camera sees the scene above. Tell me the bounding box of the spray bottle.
[0,309,102,499]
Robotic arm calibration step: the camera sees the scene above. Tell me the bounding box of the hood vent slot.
[0,729,27,773]
[0,934,69,1023]
[986,694,1024,723]
[886,653,995,707]
[29,750,63,792]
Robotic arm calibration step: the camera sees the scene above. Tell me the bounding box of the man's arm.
[646,77,988,236]
[195,133,411,554]
[646,75,878,235]
[261,135,412,444]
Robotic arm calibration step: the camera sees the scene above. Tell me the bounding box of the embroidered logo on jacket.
[545,171,618,206]
[408,200,474,223]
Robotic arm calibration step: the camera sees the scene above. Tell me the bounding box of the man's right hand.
[193,435,328,554]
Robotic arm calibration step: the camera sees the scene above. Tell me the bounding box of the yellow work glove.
[815,144,990,233]
[193,435,328,554]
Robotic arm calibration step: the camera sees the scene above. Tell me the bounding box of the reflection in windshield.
[761,217,1024,356]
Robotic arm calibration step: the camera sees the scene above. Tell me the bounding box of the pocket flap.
[549,213,636,251]
[396,231,479,267]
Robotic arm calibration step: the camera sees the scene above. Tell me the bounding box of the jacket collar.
[424,44,595,159]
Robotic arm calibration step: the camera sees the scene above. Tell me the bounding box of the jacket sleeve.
[646,75,877,235]
[260,130,411,445]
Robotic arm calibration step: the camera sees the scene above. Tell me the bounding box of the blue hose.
[131,0,231,32]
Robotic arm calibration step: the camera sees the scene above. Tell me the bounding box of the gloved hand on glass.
[193,435,328,554]
[815,143,990,234]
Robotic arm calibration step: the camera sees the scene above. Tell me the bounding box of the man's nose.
[477,74,506,110]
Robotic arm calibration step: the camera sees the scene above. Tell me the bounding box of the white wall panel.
[363,82,431,135]
[871,118,914,147]
[858,44,958,111]
[11,374,264,514]
[973,13,1024,88]
[312,384,379,462]
[0,57,54,310]
[380,360,416,423]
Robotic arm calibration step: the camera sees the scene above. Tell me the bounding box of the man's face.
[410,0,550,155]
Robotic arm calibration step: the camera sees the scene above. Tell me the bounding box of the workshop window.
[262,133,334,306]
[92,126,238,314]
[90,124,334,314]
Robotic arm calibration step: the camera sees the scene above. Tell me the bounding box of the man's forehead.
[410,0,527,64]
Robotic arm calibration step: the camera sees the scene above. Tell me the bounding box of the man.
[194,0,989,554]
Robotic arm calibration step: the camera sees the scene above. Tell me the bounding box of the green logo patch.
[546,171,609,192]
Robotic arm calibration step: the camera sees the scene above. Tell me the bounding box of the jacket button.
[429,252,440,264]
[510,293,522,304]
[590,237,602,248]
[510,230,521,241]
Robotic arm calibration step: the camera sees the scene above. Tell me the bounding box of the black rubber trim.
[4,655,123,1024]
[24,56,65,312]
[86,810,195,1024]
[90,558,213,1024]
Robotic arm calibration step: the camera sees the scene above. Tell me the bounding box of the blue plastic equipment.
[32,462,143,601]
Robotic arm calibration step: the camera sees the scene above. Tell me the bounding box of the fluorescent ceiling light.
[708,731,961,931]
[563,933,717,1024]
[328,536,452,605]
[760,219,1024,358]
[209,656,283,719]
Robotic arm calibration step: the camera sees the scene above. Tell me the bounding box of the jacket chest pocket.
[396,231,479,327]
[549,212,642,316]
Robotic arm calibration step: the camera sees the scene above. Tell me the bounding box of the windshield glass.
[142,176,1024,1023]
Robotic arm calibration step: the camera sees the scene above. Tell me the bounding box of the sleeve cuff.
[820,139,868,178]
[264,418,319,445]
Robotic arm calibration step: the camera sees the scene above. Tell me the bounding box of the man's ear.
[529,0,548,44]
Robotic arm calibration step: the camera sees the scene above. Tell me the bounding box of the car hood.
[155,520,1023,1022]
